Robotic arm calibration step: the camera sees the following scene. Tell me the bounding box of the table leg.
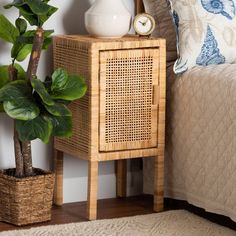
[53,149,64,206]
[87,161,98,220]
[116,160,127,197]
[154,155,164,212]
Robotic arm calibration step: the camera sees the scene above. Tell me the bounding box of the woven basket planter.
[0,168,55,226]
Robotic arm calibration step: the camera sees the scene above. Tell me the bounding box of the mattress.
[144,63,236,222]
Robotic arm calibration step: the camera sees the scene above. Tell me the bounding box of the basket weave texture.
[0,168,55,226]
[53,35,166,161]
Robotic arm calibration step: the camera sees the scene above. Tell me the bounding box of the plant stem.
[8,64,17,80]
[8,65,24,178]
[26,27,44,81]
[14,127,24,178]
[23,27,44,176]
[22,141,33,176]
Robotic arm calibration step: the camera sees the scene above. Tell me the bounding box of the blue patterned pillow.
[169,0,236,74]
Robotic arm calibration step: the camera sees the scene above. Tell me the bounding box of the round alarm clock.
[133,13,155,36]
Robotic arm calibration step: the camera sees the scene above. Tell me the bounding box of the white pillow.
[169,0,236,74]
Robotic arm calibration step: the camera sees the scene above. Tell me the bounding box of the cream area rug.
[0,210,235,236]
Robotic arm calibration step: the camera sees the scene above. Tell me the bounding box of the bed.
[137,0,236,222]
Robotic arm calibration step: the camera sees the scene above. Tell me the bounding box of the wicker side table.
[53,35,166,220]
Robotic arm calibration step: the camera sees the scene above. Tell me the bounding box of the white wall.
[0,0,142,203]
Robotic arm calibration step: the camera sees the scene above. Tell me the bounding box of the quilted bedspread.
[144,63,236,222]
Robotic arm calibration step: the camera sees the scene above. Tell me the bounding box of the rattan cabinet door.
[99,49,159,152]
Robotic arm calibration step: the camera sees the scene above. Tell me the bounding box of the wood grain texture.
[0,196,155,232]
[116,160,127,197]
[53,150,64,206]
[87,161,98,220]
[157,40,166,148]
[154,155,164,212]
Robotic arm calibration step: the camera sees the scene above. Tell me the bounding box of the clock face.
[133,14,155,36]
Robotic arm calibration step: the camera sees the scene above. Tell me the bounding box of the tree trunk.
[23,27,44,176]
[14,127,24,178]
[8,65,24,178]
[26,27,44,80]
[22,141,33,176]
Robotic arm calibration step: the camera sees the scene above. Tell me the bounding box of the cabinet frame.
[53,35,166,220]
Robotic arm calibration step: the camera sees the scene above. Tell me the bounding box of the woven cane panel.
[100,49,159,151]
[53,38,90,156]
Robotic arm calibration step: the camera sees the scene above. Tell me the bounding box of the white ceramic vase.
[85,0,131,38]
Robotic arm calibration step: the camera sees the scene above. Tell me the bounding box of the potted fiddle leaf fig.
[0,0,87,226]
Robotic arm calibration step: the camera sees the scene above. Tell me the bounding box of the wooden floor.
[0,195,236,232]
[0,195,154,232]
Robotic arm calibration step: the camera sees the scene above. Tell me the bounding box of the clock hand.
[138,20,145,26]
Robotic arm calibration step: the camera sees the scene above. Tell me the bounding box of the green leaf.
[44,102,71,117]
[0,80,39,120]
[31,78,54,105]
[15,44,32,61]
[22,16,37,27]
[15,18,27,34]
[51,75,87,101]
[26,0,51,15]
[0,66,10,89]
[44,30,54,37]
[17,36,52,50]
[5,0,51,14]
[18,4,35,16]
[54,99,71,105]
[22,29,53,40]
[44,76,52,91]
[42,37,52,50]
[12,30,53,60]
[4,0,25,9]
[16,35,34,44]
[48,115,72,137]
[0,64,26,88]
[16,29,53,45]
[16,115,53,143]
[19,8,38,26]
[22,29,53,37]
[3,99,39,120]
[37,5,58,26]
[0,80,29,101]
[11,43,21,59]
[0,15,19,43]
[5,1,58,26]
[15,64,26,80]
[51,68,68,91]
